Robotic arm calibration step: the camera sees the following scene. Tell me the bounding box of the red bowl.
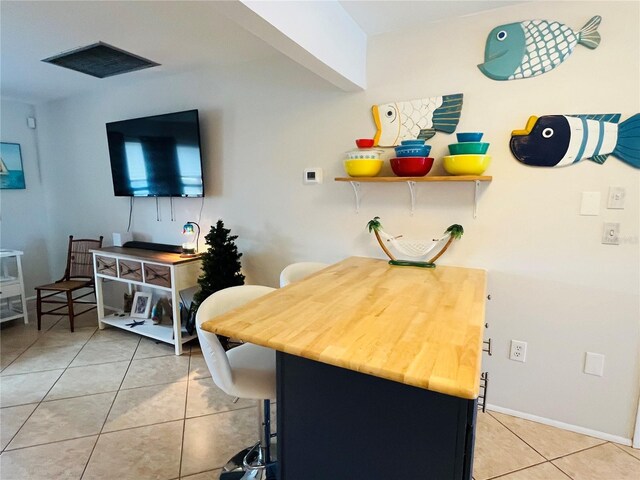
[355,138,375,148]
[390,157,434,177]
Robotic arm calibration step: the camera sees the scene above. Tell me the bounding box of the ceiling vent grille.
[42,42,159,78]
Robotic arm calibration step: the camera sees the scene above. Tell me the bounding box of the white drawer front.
[0,282,22,299]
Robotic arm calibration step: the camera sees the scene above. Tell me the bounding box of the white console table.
[0,249,29,324]
[91,247,201,355]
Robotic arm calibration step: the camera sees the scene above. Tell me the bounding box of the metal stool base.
[219,441,278,480]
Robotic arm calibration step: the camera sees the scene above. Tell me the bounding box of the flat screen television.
[106,109,204,197]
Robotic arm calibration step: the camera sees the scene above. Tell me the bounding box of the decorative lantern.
[181,221,200,256]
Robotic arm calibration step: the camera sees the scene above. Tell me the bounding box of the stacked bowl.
[443,132,491,175]
[390,139,434,177]
[343,139,384,177]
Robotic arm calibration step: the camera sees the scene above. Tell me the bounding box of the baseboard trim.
[486,403,633,447]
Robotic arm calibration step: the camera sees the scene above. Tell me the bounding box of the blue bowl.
[456,132,483,142]
[394,145,431,157]
[400,139,426,146]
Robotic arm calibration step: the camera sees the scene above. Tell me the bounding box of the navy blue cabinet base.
[276,352,477,480]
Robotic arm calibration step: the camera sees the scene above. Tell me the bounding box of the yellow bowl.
[344,159,383,177]
[443,155,491,175]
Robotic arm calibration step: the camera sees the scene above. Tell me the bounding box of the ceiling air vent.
[42,42,159,78]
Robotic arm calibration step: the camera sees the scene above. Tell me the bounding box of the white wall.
[33,1,639,440]
[0,99,52,293]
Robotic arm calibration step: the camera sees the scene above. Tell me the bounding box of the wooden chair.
[35,235,103,332]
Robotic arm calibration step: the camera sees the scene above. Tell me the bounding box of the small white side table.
[0,249,29,324]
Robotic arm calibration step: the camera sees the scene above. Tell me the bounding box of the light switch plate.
[580,192,600,216]
[584,352,605,376]
[607,187,625,209]
[602,222,620,245]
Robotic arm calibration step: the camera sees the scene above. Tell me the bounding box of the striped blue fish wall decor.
[372,94,463,147]
[510,114,640,169]
[479,16,601,81]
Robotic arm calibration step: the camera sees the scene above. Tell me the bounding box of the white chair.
[196,285,277,480]
[279,262,329,288]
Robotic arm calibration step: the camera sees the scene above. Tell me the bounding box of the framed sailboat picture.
[0,142,26,189]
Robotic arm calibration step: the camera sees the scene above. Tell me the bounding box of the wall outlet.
[602,222,620,245]
[509,340,527,362]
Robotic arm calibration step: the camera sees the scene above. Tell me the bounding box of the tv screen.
[106,109,204,197]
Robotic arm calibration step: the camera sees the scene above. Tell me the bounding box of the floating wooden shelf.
[334,175,492,183]
[335,175,492,217]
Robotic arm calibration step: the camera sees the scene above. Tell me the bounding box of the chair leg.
[36,290,42,331]
[67,291,75,332]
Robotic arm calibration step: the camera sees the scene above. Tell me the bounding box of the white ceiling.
[339,0,526,36]
[1,1,526,105]
[0,1,277,104]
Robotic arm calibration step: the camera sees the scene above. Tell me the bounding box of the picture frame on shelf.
[131,292,152,318]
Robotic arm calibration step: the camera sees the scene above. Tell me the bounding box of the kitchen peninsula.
[201,256,487,479]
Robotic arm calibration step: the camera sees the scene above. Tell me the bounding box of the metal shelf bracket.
[473,180,481,219]
[406,181,417,216]
[349,181,362,214]
[337,176,491,217]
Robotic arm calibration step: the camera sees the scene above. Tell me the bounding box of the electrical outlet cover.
[509,340,527,362]
[602,222,620,245]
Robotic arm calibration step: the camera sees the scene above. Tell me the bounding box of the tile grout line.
[610,442,640,462]
[481,411,610,480]
[0,312,65,373]
[1,314,104,454]
[1,433,101,454]
[485,459,549,480]
[178,348,193,477]
[486,460,572,480]
[3,348,220,443]
[487,410,607,461]
[548,460,575,479]
[547,442,623,480]
[487,411,550,460]
[79,335,142,479]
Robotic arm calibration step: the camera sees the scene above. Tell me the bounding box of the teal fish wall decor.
[479,16,601,81]
[372,94,463,147]
[510,114,640,169]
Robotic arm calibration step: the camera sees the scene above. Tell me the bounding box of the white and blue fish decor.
[478,16,601,81]
[510,114,640,169]
[372,93,463,147]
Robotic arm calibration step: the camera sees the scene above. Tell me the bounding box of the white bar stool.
[279,262,329,287]
[196,285,277,480]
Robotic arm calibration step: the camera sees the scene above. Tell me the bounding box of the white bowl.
[345,149,383,160]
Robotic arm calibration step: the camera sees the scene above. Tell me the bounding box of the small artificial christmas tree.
[193,219,245,307]
[189,220,245,350]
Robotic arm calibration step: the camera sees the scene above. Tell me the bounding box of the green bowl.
[448,142,489,155]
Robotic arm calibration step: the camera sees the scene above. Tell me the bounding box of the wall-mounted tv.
[106,109,204,197]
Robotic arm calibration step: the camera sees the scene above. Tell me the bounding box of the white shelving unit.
[100,314,193,343]
[92,247,201,355]
[0,249,29,324]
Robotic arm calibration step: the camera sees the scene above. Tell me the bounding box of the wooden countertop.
[200,256,487,399]
[91,247,201,266]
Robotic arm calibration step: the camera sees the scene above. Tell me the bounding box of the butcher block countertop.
[200,256,487,399]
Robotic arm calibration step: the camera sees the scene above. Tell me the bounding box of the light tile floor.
[1,307,639,480]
